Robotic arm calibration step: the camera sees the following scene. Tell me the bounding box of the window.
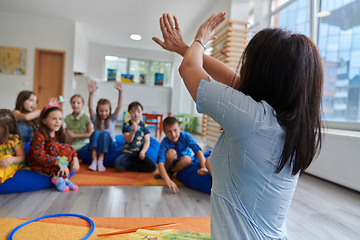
[318,0,360,122]
[271,0,311,36]
[104,56,172,87]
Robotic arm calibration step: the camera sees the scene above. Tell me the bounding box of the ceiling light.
[317,11,331,18]
[130,34,142,41]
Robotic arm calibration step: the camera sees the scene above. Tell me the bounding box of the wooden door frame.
[33,48,66,97]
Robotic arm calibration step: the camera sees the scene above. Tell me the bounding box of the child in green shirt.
[64,94,94,151]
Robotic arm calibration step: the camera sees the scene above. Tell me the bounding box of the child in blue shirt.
[156,116,208,193]
[114,102,157,173]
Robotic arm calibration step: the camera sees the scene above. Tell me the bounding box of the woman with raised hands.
[153,13,323,239]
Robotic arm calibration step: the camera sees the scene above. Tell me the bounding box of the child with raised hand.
[114,102,157,173]
[27,105,80,192]
[64,94,94,151]
[87,80,123,172]
[13,91,59,142]
[155,116,207,193]
[0,109,26,183]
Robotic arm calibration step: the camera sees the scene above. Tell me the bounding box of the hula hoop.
[7,213,95,240]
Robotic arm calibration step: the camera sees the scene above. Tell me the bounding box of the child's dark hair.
[95,99,111,130]
[39,106,66,143]
[163,116,179,131]
[0,109,23,144]
[14,90,38,130]
[70,94,85,103]
[128,102,143,112]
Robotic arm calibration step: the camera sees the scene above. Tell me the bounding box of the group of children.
[0,80,209,193]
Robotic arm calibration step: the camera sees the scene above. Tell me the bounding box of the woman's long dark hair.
[233,28,323,175]
[39,107,66,143]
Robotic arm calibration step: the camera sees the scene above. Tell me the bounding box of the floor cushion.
[176,150,212,194]
[78,135,160,167]
[0,142,75,194]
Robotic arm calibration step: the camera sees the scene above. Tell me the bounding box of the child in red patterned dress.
[27,105,80,192]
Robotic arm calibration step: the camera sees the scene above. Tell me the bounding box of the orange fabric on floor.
[70,163,183,186]
[0,217,210,239]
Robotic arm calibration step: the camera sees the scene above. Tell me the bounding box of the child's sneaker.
[64,179,79,191]
[51,177,70,192]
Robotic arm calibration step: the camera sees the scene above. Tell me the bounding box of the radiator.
[306,129,360,192]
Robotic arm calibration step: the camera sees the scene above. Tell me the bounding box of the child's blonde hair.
[95,99,112,130]
[0,109,23,144]
[70,94,85,103]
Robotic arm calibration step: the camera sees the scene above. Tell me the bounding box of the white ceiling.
[0,0,220,51]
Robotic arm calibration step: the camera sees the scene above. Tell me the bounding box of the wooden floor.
[0,133,359,239]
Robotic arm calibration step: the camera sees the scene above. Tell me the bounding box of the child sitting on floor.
[13,91,59,142]
[114,102,157,173]
[87,80,123,172]
[0,109,26,184]
[27,105,80,192]
[64,94,94,151]
[155,116,208,193]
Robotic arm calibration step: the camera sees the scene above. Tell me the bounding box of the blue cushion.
[0,170,75,194]
[0,141,75,194]
[78,135,160,167]
[176,150,212,194]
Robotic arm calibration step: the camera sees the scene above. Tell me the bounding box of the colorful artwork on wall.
[121,74,134,84]
[155,73,164,86]
[107,69,116,81]
[0,46,27,75]
[140,74,146,84]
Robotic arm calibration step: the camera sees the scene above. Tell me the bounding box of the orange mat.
[0,217,210,239]
[70,163,183,186]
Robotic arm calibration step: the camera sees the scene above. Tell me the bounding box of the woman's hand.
[114,81,123,92]
[194,12,226,44]
[88,80,98,94]
[152,13,188,56]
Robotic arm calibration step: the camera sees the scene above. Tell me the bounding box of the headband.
[42,104,61,117]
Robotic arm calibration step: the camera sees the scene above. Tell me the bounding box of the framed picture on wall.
[140,74,146,84]
[0,46,27,75]
[107,69,116,81]
[154,73,164,86]
[121,74,134,84]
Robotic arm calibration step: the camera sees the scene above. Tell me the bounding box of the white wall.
[73,22,89,74]
[0,11,75,115]
[306,129,360,192]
